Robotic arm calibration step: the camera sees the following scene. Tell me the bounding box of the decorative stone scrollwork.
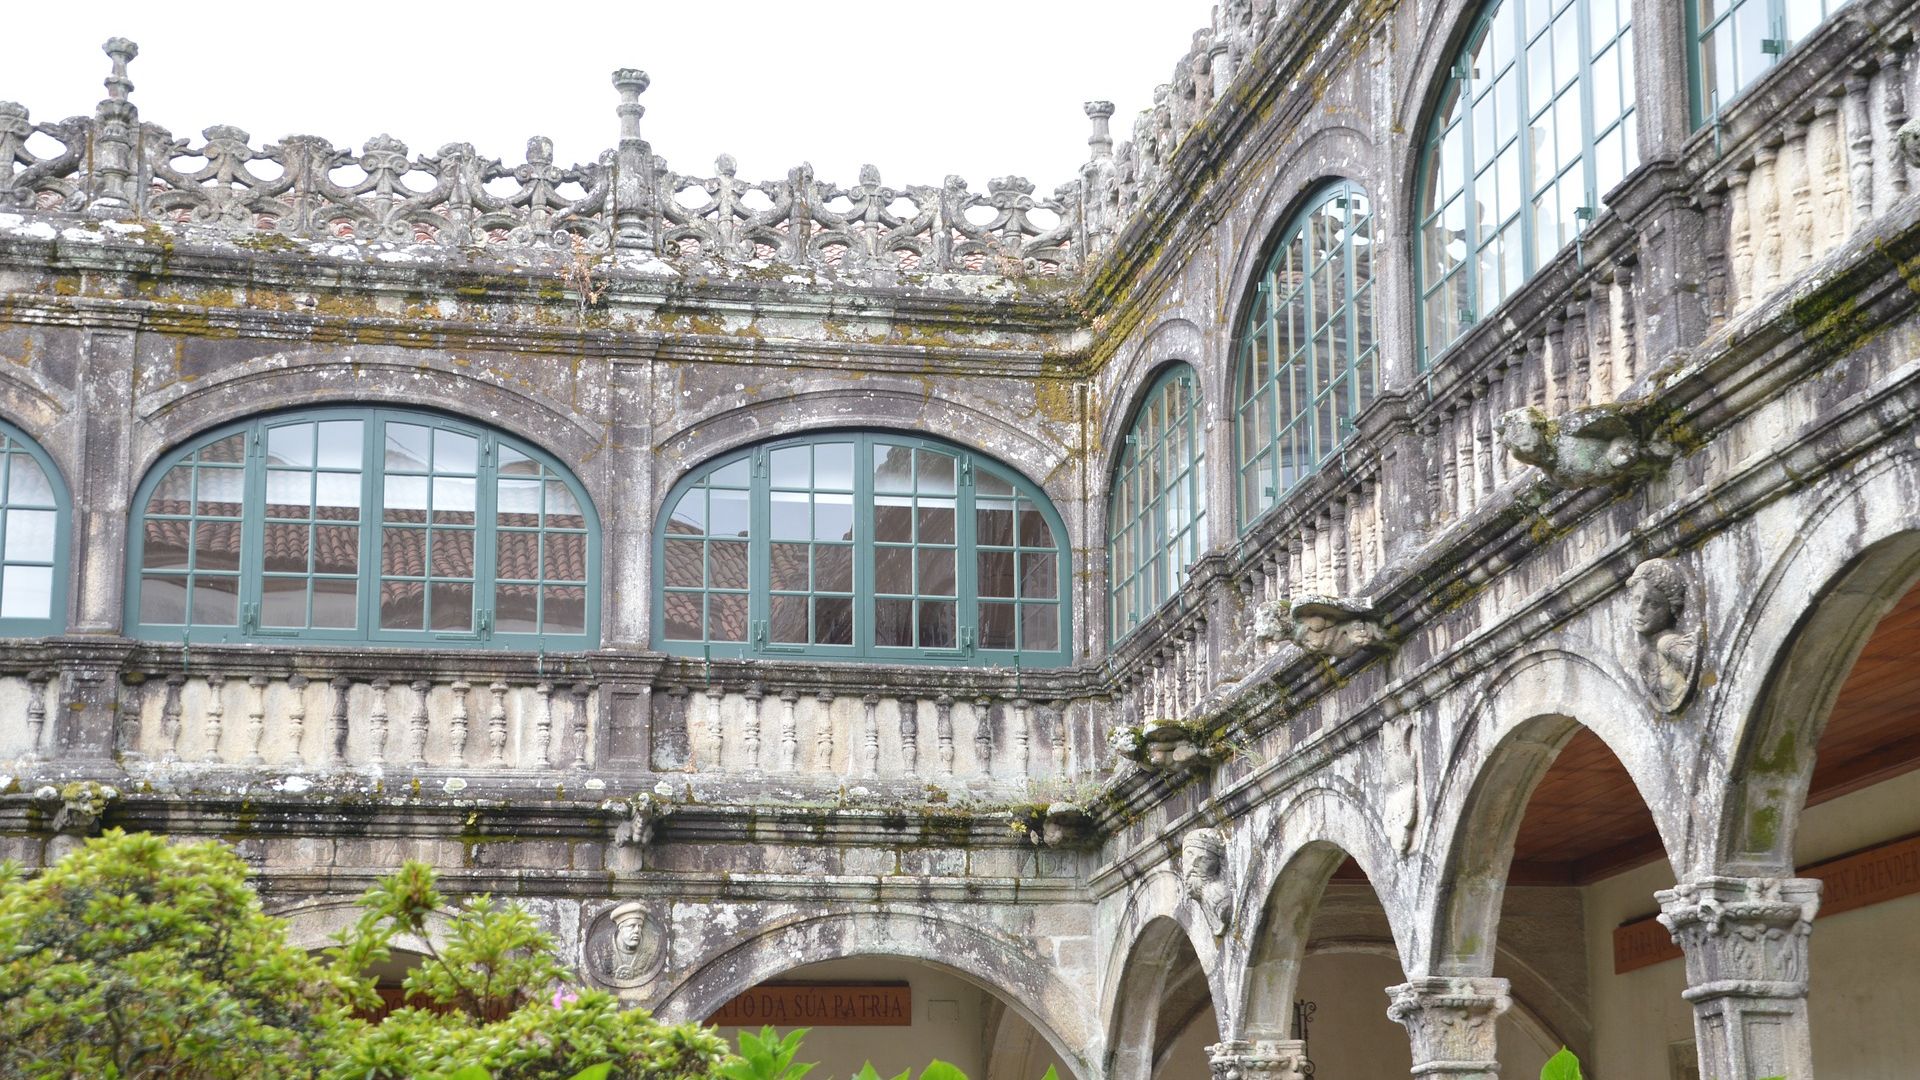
[1180,827,1233,937]
[1206,1038,1312,1080]
[1499,402,1674,488]
[1285,596,1391,660]
[1385,976,1511,1079]
[1626,558,1704,715]
[584,899,667,989]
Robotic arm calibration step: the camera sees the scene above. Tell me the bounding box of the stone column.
[1385,976,1510,1079]
[1206,1038,1311,1080]
[1656,876,1821,1080]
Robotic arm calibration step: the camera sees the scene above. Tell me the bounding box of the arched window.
[0,420,69,636]
[128,408,598,649]
[1690,0,1846,124]
[657,431,1070,666]
[1235,180,1378,526]
[1108,365,1206,642]
[1417,0,1638,363]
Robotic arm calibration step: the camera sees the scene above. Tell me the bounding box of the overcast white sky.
[5,1,1218,190]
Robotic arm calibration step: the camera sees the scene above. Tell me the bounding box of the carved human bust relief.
[585,900,666,988]
[1181,827,1233,937]
[1626,558,1703,714]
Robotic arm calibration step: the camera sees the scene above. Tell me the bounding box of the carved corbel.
[604,795,666,870]
[1107,717,1216,772]
[1286,596,1391,660]
[1499,401,1675,489]
[1626,557,1705,715]
[1180,827,1233,937]
[36,780,117,837]
[1018,801,1096,849]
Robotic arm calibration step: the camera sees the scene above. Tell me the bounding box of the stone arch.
[1422,647,1680,976]
[272,897,454,957]
[1708,446,1920,874]
[1394,0,1500,159]
[128,352,607,485]
[1235,782,1411,1042]
[1105,910,1219,1080]
[652,387,1075,506]
[653,908,1096,1080]
[1100,318,1206,478]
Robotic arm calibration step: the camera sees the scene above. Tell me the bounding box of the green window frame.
[656,431,1071,666]
[1108,365,1207,643]
[127,407,599,649]
[1688,0,1847,127]
[1416,0,1638,365]
[0,420,70,636]
[1235,180,1379,529]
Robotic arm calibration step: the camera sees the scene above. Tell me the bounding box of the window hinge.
[753,619,767,647]
[242,602,258,633]
[960,626,974,651]
[1762,17,1786,55]
[478,609,493,637]
[959,458,973,480]
[752,448,767,476]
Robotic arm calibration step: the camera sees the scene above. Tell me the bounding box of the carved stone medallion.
[584,900,667,988]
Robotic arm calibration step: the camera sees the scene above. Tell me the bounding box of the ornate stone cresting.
[1181,827,1233,937]
[1285,597,1391,660]
[1498,402,1674,488]
[1385,976,1511,1080]
[1206,1038,1313,1080]
[1626,557,1704,714]
[1656,876,1821,1080]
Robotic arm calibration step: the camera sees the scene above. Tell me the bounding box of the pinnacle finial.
[102,38,138,103]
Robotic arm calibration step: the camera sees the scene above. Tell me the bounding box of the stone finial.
[1085,101,1116,159]
[101,38,139,103]
[611,68,650,143]
[1626,557,1703,714]
[1500,402,1673,488]
[1181,827,1233,936]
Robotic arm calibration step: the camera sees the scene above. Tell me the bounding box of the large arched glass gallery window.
[126,408,600,648]
[0,419,71,636]
[1235,180,1378,527]
[1108,364,1207,643]
[1417,0,1638,362]
[1688,0,1848,125]
[656,431,1070,666]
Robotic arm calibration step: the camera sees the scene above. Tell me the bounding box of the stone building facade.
[5,0,1920,1076]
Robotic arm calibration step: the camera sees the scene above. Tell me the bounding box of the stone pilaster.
[1205,1039,1312,1080]
[1385,976,1510,1079]
[1656,876,1821,1080]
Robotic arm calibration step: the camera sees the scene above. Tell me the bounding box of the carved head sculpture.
[1627,558,1687,638]
[1181,827,1232,936]
[608,901,649,977]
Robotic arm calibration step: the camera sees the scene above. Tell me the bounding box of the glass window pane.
[263,522,309,573]
[544,532,586,583]
[663,539,704,588]
[316,474,360,520]
[316,421,362,469]
[917,499,955,545]
[432,477,476,526]
[433,429,477,474]
[814,596,852,644]
[499,582,541,634]
[664,488,703,535]
[918,601,955,649]
[431,530,475,578]
[261,576,306,628]
[918,548,955,597]
[140,575,188,624]
[874,445,915,491]
[1022,552,1058,600]
[815,442,854,489]
[875,597,912,647]
[197,469,244,516]
[709,491,749,537]
[312,578,357,629]
[7,456,54,507]
[917,450,956,494]
[770,594,808,643]
[1020,604,1059,652]
[977,501,1014,547]
[815,493,853,542]
[1017,507,1053,549]
[384,477,428,523]
[314,525,359,575]
[708,540,749,590]
[771,542,809,591]
[875,498,913,543]
[0,565,51,620]
[979,601,1016,649]
[3,508,53,562]
[192,575,239,625]
[875,546,912,593]
[430,581,473,631]
[542,586,586,636]
[708,593,748,642]
[979,551,1015,598]
[143,519,190,571]
[663,592,702,640]
[385,424,431,471]
[266,423,313,468]
[815,546,852,592]
[771,446,810,487]
[194,521,242,572]
[382,528,426,577]
[770,492,809,540]
[380,580,424,630]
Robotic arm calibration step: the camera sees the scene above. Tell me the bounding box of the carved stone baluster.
[936,694,956,777]
[329,677,351,766]
[487,681,510,767]
[1815,93,1848,255]
[1191,623,1209,705]
[570,683,591,771]
[448,680,471,768]
[367,677,390,766]
[406,680,431,768]
[1843,68,1873,231]
[239,675,267,766]
[1566,297,1590,409]
[973,695,994,776]
[1329,499,1351,594]
[1437,408,1460,519]
[813,690,835,771]
[1702,185,1730,327]
[202,673,227,763]
[703,685,724,769]
[1471,382,1495,501]
[1614,261,1639,383]
[1051,698,1071,774]
[898,695,919,773]
[1884,48,1911,205]
[1727,163,1755,312]
[533,681,555,768]
[778,690,799,772]
[741,684,763,772]
[860,694,880,779]
[1787,113,1816,272]
[1591,275,1617,396]
[1754,139,1785,297]
[284,675,309,767]
[159,673,185,763]
[22,669,49,763]
[1421,416,1444,521]
[1010,698,1031,779]
[1546,312,1570,415]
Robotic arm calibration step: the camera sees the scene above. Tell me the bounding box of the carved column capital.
[1656,876,1820,1080]
[1205,1039,1311,1080]
[1656,876,1821,1001]
[1385,976,1510,1077]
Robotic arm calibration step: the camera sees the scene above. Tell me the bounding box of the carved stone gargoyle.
[1286,595,1391,660]
[1019,801,1096,849]
[1499,402,1674,489]
[1107,718,1213,771]
[604,795,666,871]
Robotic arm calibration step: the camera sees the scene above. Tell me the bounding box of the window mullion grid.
[957,453,979,657]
